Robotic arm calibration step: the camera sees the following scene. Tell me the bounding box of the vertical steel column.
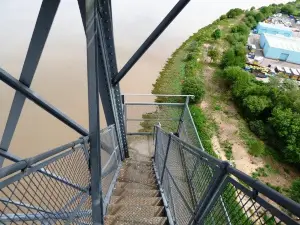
[85,0,103,224]
[0,0,60,167]
[192,161,230,224]
[98,0,128,158]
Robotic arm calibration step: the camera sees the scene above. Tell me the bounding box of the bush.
[249,120,266,139]
[182,76,205,103]
[212,29,222,39]
[249,140,265,156]
[207,47,220,62]
[231,24,250,35]
[221,44,246,68]
[189,105,217,157]
[254,12,264,22]
[289,179,300,203]
[220,14,227,20]
[281,5,294,15]
[226,8,244,18]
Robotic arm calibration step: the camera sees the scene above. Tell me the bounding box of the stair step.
[122,162,154,172]
[118,166,156,183]
[113,188,160,197]
[110,196,163,206]
[126,158,153,166]
[107,205,165,217]
[115,181,157,190]
[104,215,167,225]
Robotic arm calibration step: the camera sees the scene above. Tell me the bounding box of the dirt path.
[200,65,298,189]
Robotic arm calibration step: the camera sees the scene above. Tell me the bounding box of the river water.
[0,0,289,158]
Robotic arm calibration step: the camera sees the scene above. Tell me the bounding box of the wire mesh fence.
[154,126,300,225]
[0,125,122,224]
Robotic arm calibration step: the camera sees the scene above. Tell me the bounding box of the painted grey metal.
[160,134,172,184]
[123,94,195,97]
[0,0,60,167]
[112,0,191,85]
[98,0,128,159]
[85,0,103,223]
[125,102,185,106]
[193,161,229,224]
[103,164,122,215]
[153,161,174,225]
[177,96,190,134]
[0,68,88,136]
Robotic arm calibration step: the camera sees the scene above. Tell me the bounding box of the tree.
[221,45,246,68]
[250,6,255,11]
[226,8,244,18]
[207,47,220,62]
[269,107,300,163]
[254,12,264,22]
[212,29,222,39]
[243,95,272,115]
[220,15,227,20]
[281,5,294,15]
[260,6,271,16]
[182,76,205,103]
[231,24,250,35]
[290,179,300,203]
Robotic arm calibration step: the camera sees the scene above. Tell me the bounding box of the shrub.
[249,120,266,139]
[231,24,250,35]
[254,12,264,22]
[182,76,205,104]
[189,105,217,157]
[221,45,246,68]
[249,140,265,156]
[212,29,222,39]
[289,179,300,203]
[207,47,220,62]
[220,15,227,20]
[226,8,244,18]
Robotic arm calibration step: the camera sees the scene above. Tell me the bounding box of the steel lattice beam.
[0,0,60,167]
[112,0,191,85]
[85,0,103,224]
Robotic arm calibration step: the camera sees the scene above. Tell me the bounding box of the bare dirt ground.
[200,64,299,189]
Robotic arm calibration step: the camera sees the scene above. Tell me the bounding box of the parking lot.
[247,33,300,70]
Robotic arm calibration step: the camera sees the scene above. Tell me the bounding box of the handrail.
[153,125,300,225]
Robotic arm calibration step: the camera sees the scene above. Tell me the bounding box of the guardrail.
[122,94,193,135]
[153,126,300,225]
[0,124,122,224]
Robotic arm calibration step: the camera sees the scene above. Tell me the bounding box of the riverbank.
[151,4,300,201]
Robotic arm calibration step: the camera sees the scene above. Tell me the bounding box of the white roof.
[264,33,300,52]
[258,22,292,32]
[291,68,300,76]
[284,67,291,74]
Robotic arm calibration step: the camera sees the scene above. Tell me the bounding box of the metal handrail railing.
[153,125,300,225]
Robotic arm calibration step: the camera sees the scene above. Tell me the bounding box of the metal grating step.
[125,158,153,166]
[104,215,168,225]
[107,205,165,217]
[118,170,156,184]
[112,188,160,197]
[110,196,163,206]
[115,181,158,190]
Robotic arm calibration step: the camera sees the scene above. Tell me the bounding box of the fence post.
[179,142,197,209]
[177,96,189,136]
[192,161,229,224]
[160,133,172,184]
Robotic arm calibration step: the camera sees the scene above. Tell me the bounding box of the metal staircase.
[105,158,167,225]
[1,0,300,224]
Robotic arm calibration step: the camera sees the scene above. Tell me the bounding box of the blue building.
[256,22,292,37]
[260,33,300,64]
